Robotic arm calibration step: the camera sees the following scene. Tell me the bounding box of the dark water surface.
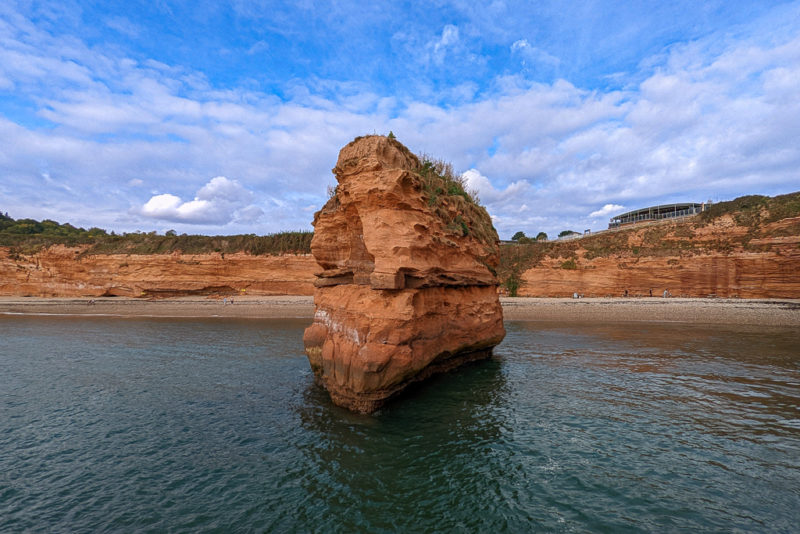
[1,316,798,532]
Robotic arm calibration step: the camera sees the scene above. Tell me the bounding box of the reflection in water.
[295,358,510,532]
[1,316,798,532]
[496,322,800,531]
[508,322,800,441]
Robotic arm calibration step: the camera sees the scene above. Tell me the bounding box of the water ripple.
[1,317,798,532]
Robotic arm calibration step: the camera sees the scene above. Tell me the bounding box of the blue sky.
[1,1,799,239]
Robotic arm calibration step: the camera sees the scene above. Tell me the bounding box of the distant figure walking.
[649,288,653,297]
[223,297,228,305]
[663,289,670,298]
[623,289,628,297]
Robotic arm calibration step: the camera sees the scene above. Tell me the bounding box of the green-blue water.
[1,316,798,532]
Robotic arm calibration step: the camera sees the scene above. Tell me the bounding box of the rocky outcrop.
[0,246,316,297]
[303,135,505,413]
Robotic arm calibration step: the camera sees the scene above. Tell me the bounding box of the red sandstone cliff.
[0,245,316,297]
[2,197,797,301]
[510,211,800,298]
[303,135,505,413]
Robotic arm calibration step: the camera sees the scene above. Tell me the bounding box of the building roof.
[610,203,702,221]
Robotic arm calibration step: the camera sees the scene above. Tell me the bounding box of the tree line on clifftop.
[0,212,312,256]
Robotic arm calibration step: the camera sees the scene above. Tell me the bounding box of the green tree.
[511,231,526,241]
[536,231,548,241]
[504,267,521,296]
[558,230,579,238]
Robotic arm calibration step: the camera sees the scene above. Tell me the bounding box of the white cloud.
[1,3,799,239]
[139,177,261,225]
[461,168,529,203]
[236,205,265,223]
[431,24,460,65]
[511,39,560,67]
[141,194,183,217]
[590,204,625,218]
[104,16,142,38]
[197,176,253,203]
[246,40,269,55]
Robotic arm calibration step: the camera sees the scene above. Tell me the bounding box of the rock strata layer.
[0,246,316,297]
[515,215,800,298]
[303,135,506,413]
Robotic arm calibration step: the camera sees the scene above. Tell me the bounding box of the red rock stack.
[303,135,506,413]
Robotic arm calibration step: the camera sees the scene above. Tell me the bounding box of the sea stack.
[303,135,506,413]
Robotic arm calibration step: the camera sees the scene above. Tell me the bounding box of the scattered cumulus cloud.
[139,177,261,225]
[0,3,799,238]
[462,169,529,204]
[590,204,625,218]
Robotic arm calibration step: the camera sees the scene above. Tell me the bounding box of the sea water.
[1,316,798,532]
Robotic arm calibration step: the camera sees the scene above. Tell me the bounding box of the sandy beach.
[499,297,800,326]
[1,295,799,326]
[0,296,315,319]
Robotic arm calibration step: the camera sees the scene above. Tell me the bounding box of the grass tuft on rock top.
[413,153,498,248]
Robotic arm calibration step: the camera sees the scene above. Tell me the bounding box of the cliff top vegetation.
[415,154,499,248]
[0,212,311,256]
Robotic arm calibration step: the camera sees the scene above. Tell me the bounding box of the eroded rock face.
[515,215,800,298]
[0,246,316,297]
[303,135,506,413]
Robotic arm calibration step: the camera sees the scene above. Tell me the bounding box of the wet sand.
[0,296,315,319]
[500,297,800,326]
[1,295,799,326]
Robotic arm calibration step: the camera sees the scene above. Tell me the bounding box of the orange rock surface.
[0,245,316,297]
[303,135,505,413]
[517,215,800,298]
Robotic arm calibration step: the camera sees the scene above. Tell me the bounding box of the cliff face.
[514,214,800,298]
[0,246,316,297]
[3,197,797,301]
[303,135,505,413]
